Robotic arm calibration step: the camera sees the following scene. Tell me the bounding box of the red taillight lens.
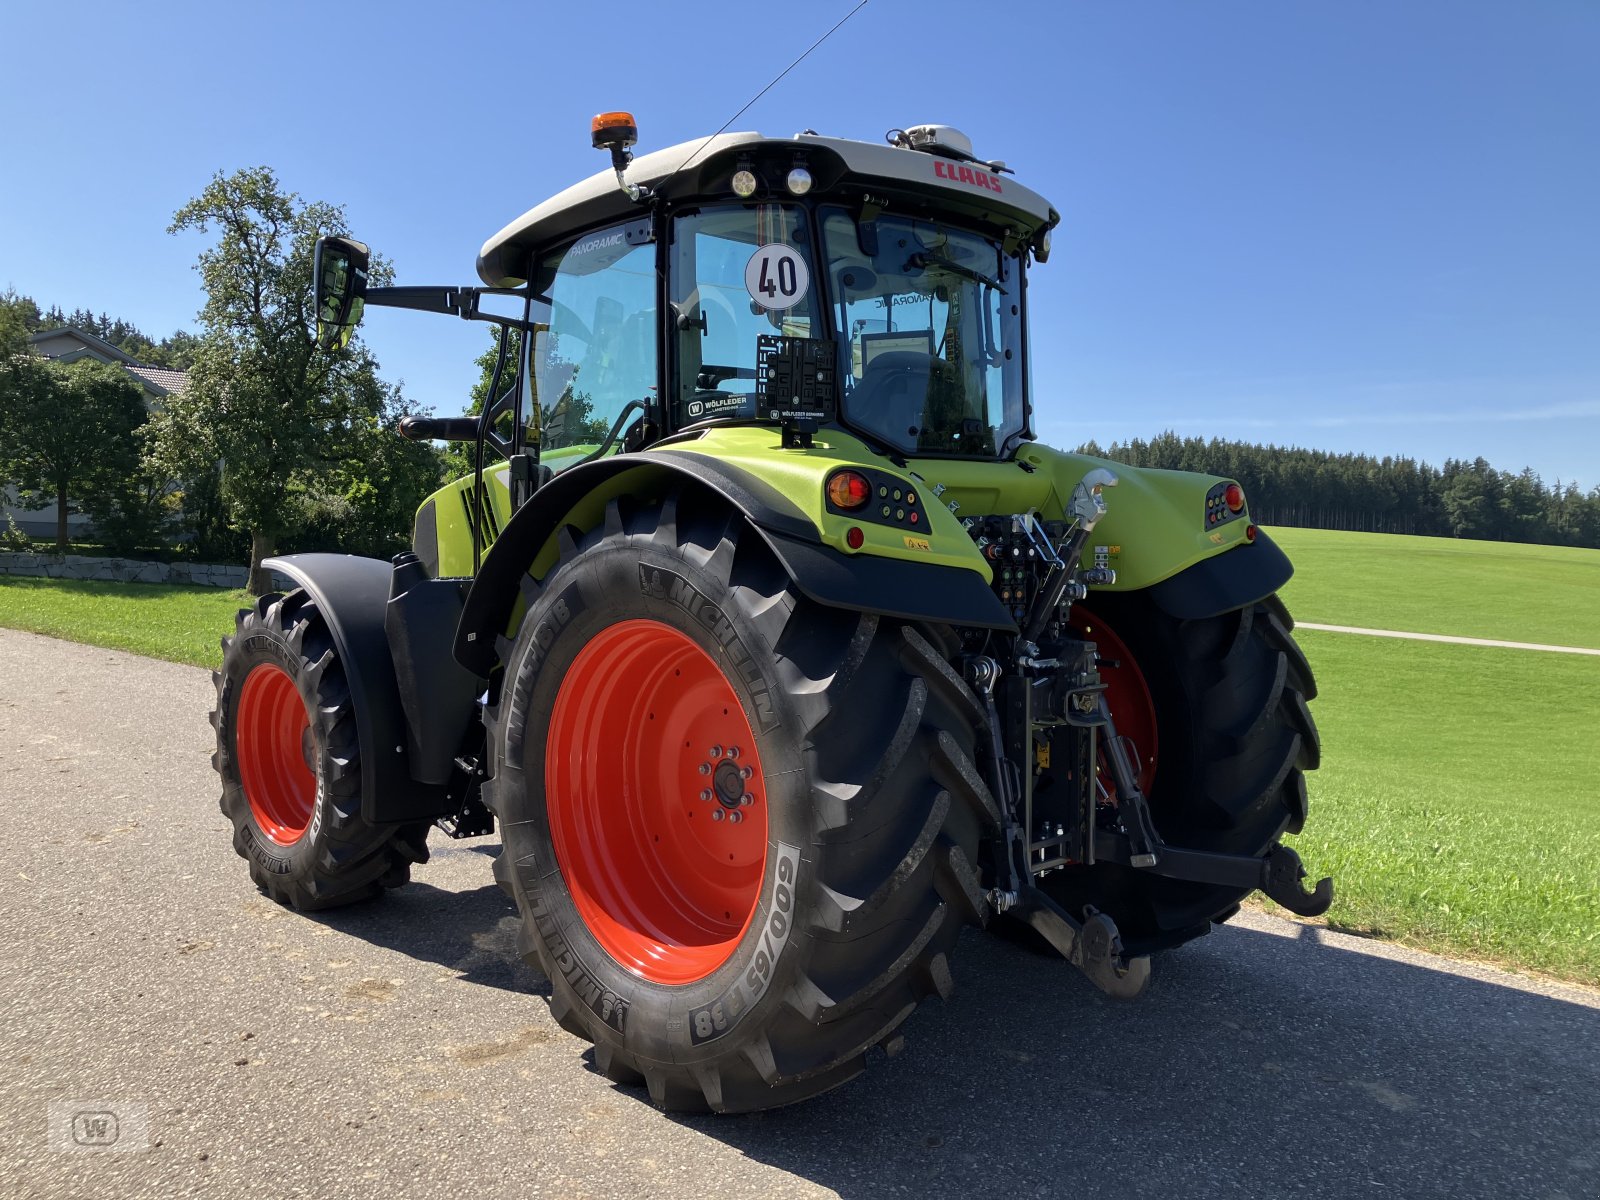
[827,470,872,510]
[1224,483,1245,513]
[845,526,865,549]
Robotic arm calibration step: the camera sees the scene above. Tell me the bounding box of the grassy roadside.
[0,576,248,669]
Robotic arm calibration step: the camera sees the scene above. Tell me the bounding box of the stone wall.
[0,553,293,591]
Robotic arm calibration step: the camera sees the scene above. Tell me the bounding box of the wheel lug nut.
[740,792,755,807]
[698,763,711,776]
[709,744,724,759]
[699,789,713,802]
[728,746,740,759]
[711,809,725,822]
[739,766,753,780]
[728,811,743,824]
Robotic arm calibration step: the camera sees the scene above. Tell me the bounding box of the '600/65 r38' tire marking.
[689,842,800,1046]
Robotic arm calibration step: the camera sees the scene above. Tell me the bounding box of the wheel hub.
[712,757,749,809]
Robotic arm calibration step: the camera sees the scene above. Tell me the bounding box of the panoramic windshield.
[820,207,1026,457]
[530,223,657,472]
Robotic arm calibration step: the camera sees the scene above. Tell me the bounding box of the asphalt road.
[3,627,1597,1200]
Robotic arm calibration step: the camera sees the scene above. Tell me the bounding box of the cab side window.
[532,225,656,471]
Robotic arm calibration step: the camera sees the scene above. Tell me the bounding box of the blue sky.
[3,1,1596,488]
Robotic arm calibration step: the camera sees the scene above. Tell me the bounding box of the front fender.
[262,554,455,823]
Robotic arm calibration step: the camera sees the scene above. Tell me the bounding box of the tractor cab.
[318,117,1058,481]
[490,119,1055,467]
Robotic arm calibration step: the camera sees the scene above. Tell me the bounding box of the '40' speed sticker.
[744,244,809,312]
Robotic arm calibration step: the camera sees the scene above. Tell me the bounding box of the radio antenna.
[660,0,871,186]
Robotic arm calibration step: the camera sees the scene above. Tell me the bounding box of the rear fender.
[1146,530,1293,620]
[918,444,1293,618]
[453,452,1014,679]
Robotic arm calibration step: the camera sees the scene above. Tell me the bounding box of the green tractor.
[211,114,1328,1112]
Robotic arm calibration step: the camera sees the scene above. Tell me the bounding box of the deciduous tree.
[0,358,148,553]
[156,166,440,592]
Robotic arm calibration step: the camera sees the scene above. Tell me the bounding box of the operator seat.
[850,350,956,446]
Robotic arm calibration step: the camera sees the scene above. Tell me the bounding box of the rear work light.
[827,470,872,510]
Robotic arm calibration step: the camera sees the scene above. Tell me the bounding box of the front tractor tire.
[1040,592,1321,954]
[212,592,429,911]
[487,489,998,1113]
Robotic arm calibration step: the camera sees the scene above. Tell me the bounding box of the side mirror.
[313,236,370,351]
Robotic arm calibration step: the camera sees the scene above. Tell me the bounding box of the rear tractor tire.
[1029,591,1321,955]
[212,591,430,911]
[486,488,999,1112]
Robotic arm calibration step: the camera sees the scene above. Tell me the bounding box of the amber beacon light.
[590,111,638,151]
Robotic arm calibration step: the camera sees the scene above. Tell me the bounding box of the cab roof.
[476,130,1059,287]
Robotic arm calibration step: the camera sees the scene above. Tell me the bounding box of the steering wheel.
[696,364,757,389]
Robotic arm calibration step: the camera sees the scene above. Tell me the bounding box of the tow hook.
[1259,844,1335,917]
[1009,892,1151,1000]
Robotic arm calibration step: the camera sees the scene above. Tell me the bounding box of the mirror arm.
[362,285,545,331]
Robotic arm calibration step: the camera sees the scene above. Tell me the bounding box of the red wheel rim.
[237,663,316,846]
[545,619,769,986]
[1068,607,1159,800]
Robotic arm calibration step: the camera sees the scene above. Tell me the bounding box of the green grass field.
[1268,527,1600,983]
[1274,527,1600,649]
[2,528,1598,982]
[1283,630,1600,981]
[0,577,248,668]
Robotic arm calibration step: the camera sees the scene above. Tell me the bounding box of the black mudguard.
[1146,530,1294,621]
[262,554,459,823]
[453,452,1014,678]
[384,556,484,787]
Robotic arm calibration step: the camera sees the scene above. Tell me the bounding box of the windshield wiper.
[905,251,1007,294]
